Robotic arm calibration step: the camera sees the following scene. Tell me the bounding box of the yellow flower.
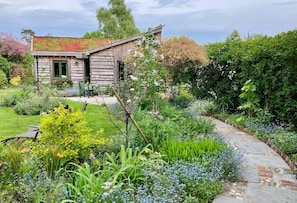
[56,152,64,158]
[138,155,147,161]
[21,148,30,153]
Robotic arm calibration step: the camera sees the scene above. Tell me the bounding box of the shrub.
[27,104,107,176]
[10,76,21,86]
[177,117,214,139]
[0,69,8,88]
[269,132,297,155]
[0,55,10,79]
[188,99,217,117]
[0,168,65,203]
[132,111,178,149]
[0,85,35,107]
[53,78,73,89]
[169,84,194,108]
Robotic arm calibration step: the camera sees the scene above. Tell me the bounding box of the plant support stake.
[111,87,150,145]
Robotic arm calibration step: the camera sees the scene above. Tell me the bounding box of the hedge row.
[196,30,297,128]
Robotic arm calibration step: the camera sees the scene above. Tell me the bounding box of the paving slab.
[246,183,297,203]
[208,117,297,203]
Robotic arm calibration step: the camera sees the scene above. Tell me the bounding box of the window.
[118,61,132,81]
[118,61,125,81]
[53,60,68,78]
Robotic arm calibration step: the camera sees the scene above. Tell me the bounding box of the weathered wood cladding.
[89,40,136,86]
[34,56,85,85]
[32,25,163,86]
[34,57,51,84]
[70,58,84,86]
[90,49,114,85]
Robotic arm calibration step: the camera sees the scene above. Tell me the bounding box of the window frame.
[53,60,68,78]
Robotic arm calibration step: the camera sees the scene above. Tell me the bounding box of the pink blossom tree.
[0,32,28,63]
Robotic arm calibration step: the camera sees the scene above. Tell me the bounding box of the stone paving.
[209,117,297,203]
[65,97,297,202]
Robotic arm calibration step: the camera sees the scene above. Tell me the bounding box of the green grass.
[0,88,123,140]
[0,107,40,140]
[65,100,124,137]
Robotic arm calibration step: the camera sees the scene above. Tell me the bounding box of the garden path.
[208,117,297,203]
[66,97,297,202]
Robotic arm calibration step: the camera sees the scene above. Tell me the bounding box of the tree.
[21,29,35,43]
[0,32,27,63]
[96,0,140,39]
[83,30,104,39]
[158,36,208,91]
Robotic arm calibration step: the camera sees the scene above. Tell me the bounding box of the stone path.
[66,97,297,202]
[208,117,297,203]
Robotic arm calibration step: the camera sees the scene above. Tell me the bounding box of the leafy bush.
[61,163,112,203]
[0,85,35,107]
[0,55,10,79]
[14,95,62,115]
[188,99,217,116]
[169,84,194,108]
[269,132,297,155]
[0,69,8,88]
[132,111,178,149]
[177,117,214,139]
[53,78,73,89]
[0,168,64,203]
[10,76,21,86]
[27,104,108,176]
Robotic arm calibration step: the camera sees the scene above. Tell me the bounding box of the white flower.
[130,88,135,91]
[130,75,138,81]
[89,153,96,160]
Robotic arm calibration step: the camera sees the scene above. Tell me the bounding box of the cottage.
[31,25,163,88]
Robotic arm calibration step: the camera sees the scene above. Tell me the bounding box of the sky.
[0,0,296,45]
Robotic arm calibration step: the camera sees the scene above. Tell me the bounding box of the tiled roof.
[32,36,114,52]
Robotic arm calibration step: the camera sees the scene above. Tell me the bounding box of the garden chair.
[1,125,41,144]
[79,81,94,97]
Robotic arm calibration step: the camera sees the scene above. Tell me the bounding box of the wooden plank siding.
[70,59,85,86]
[35,57,51,84]
[32,25,164,86]
[90,50,115,86]
[34,56,85,85]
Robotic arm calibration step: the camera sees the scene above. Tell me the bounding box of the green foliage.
[0,85,33,107]
[269,132,297,155]
[124,29,168,112]
[0,69,8,88]
[188,99,217,116]
[103,145,162,185]
[238,79,259,117]
[28,104,106,176]
[96,0,140,39]
[0,55,10,79]
[0,142,29,177]
[61,162,111,203]
[13,85,64,115]
[83,30,105,38]
[53,78,73,89]
[160,138,227,163]
[198,29,297,128]
[169,84,194,108]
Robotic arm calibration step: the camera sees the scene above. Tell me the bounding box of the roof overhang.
[86,24,164,55]
[32,51,87,59]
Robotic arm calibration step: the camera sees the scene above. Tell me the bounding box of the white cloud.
[0,0,296,43]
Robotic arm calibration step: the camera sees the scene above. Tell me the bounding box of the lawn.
[0,93,123,140]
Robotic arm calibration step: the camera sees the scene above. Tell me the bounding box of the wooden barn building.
[31,25,163,88]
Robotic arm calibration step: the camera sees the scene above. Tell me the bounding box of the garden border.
[210,115,297,172]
